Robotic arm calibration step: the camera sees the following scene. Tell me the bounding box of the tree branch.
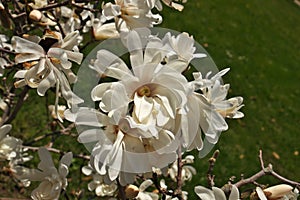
[234,150,300,190]
[207,150,220,188]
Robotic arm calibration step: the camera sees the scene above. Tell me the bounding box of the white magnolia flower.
[55,6,81,34]
[185,68,244,151]
[82,30,194,182]
[136,179,159,200]
[0,124,22,161]
[82,165,118,197]
[101,0,162,31]
[12,30,83,108]
[168,155,196,184]
[68,29,243,184]
[147,0,187,11]
[66,107,179,185]
[0,34,12,76]
[160,179,188,200]
[195,185,240,200]
[48,104,66,121]
[14,147,73,200]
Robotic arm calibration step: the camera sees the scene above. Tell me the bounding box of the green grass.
[2,0,300,199]
[159,0,300,198]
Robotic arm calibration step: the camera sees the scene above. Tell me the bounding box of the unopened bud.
[263,184,293,199]
[125,184,139,199]
[29,10,42,22]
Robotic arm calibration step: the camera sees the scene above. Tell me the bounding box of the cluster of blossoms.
[66,28,244,186]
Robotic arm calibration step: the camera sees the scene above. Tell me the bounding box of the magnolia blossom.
[136,179,159,200]
[147,0,187,11]
[12,30,83,108]
[14,147,72,200]
[48,104,66,121]
[81,165,118,197]
[160,179,188,200]
[168,155,196,184]
[68,29,243,184]
[0,124,22,161]
[195,185,240,200]
[185,68,244,152]
[101,0,162,31]
[0,34,12,76]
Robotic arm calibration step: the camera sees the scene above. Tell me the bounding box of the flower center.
[137,85,151,97]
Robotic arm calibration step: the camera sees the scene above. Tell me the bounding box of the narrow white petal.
[194,186,215,200]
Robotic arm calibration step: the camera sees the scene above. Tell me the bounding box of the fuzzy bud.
[125,184,139,199]
[263,184,293,200]
[29,10,42,22]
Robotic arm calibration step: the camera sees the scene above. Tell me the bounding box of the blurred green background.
[160,0,300,199]
[2,0,300,199]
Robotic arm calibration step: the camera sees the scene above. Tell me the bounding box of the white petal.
[78,129,105,143]
[194,186,215,200]
[139,180,153,192]
[37,70,56,96]
[256,187,268,200]
[127,30,143,69]
[133,93,153,123]
[229,185,240,200]
[0,124,12,141]
[212,187,226,200]
[37,147,55,172]
[12,36,44,55]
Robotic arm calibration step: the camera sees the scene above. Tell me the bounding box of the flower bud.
[125,184,139,199]
[263,184,293,199]
[29,10,42,22]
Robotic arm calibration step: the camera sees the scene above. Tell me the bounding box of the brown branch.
[23,145,90,160]
[207,150,220,188]
[234,150,300,190]
[175,145,183,199]
[0,48,16,55]
[117,178,126,200]
[4,86,29,125]
[37,1,70,11]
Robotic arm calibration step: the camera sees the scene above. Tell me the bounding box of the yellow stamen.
[137,85,151,97]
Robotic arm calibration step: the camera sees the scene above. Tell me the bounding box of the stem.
[175,145,183,199]
[234,150,300,190]
[3,86,29,125]
[207,150,220,188]
[0,48,16,55]
[117,178,126,200]
[37,1,70,11]
[24,146,90,160]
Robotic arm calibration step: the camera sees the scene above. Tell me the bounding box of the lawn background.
[2,0,299,199]
[160,0,300,199]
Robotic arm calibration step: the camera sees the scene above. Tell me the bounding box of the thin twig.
[234,150,300,190]
[117,178,126,200]
[207,150,220,188]
[37,1,70,11]
[23,145,90,160]
[3,86,29,125]
[175,145,183,198]
[0,48,16,55]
